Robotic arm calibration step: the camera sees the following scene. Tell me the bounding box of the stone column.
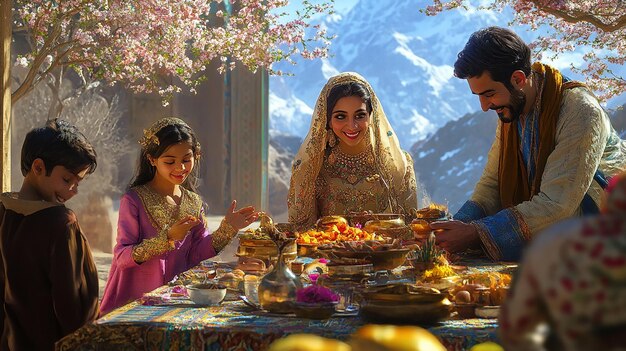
[227,67,269,212]
[1,0,11,192]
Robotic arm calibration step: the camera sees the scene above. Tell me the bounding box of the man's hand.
[224,200,259,231]
[430,220,480,254]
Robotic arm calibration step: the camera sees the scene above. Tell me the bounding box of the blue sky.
[281,0,358,19]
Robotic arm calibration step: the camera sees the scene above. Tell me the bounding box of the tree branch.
[11,14,67,103]
[530,0,626,32]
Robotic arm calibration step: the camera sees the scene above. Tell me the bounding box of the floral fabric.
[500,173,626,350]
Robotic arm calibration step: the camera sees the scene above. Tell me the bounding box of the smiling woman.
[287,72,419,231]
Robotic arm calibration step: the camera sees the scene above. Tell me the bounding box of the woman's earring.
[327,130,337,147]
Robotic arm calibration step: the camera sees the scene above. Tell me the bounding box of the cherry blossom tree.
[424,0,626,101]
[11,0,334,103]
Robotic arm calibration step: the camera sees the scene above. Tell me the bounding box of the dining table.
[57,258,511,351]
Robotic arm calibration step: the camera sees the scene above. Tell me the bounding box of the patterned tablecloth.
[57,259,511,351]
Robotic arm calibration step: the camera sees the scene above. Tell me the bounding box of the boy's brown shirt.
[0,193,99,351]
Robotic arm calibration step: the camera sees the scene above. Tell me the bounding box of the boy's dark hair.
[129,122,201,192]
[20,119,97,176]
[326,81,373,127]
[454,26,532,89]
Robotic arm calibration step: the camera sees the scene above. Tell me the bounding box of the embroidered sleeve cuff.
[212,219,238,252]
[131,228,175,264]
[454,200,487,223]
[473,208,531,262]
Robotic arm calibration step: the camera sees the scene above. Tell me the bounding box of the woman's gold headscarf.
[287,72,414,230]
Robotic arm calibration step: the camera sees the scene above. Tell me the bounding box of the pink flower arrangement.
[171,285,188,296]
[307,273,328,284]
[140,293,171,306]
[296,285,339,304]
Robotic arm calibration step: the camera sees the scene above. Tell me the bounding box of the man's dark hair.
[454,26,531,88]
[326,81,373,126]
[20,119,97,176]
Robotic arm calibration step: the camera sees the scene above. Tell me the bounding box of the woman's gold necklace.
[327,145,375,185]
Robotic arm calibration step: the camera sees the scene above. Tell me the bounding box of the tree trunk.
[1,0,11,192]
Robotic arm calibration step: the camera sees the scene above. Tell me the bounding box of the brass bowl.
[410,219,432,238]
[332,248,411,271]
[327,263,374,277]
[293,302,338,320]
[361,291,445,304]
[360,284,445,304]
[359,298,452,325]
[475,305,500,319]
[371,226,413,240]
[346,213,404,227]
[297,243,319,257]
[455,303,477,319]
[237,239,297,261]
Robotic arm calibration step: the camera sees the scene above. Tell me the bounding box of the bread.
[349,325,446,351]
[268,334,350,351]
[237,257,266,272]
[315,215,348,229]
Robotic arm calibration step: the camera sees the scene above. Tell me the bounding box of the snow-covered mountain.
[270,0,525,147]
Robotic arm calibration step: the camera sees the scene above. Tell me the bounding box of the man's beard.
[492,88,526,123]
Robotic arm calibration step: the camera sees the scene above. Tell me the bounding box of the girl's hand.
[168,215,201,241]
[224,200,259,231]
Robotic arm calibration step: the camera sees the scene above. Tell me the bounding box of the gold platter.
[359,298,452,325]
[329,248,411,271]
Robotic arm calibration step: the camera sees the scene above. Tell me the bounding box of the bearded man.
[432,26,626,261]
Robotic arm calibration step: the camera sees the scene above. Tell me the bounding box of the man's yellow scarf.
[498,62,586,209]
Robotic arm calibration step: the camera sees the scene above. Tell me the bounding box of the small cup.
[187,283,227,306]
[290,261,305,275]
[243,275,260,305]
[473,287,491,306]
[455,303,477,319]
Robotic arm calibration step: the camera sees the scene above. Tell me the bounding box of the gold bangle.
[212,219,238,252]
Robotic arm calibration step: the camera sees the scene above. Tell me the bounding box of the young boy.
[0,119,99,351]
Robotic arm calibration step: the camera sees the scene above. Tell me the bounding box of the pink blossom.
[12,0,335,103]
[296,285,340,304]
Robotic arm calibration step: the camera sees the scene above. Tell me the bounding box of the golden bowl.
[370,226,413,240]
[293,302,338,320]
[455,303,477,319]
[410,219,432,237]
[332,248,411,271]
[327,263,374,277]
[346,213,404,227]
[237,239,297,262]
[297,243,319,257]
[475,305,500,319]
[359,298,452,325]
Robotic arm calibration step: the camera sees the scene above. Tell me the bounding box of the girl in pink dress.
[100,117,258,315]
